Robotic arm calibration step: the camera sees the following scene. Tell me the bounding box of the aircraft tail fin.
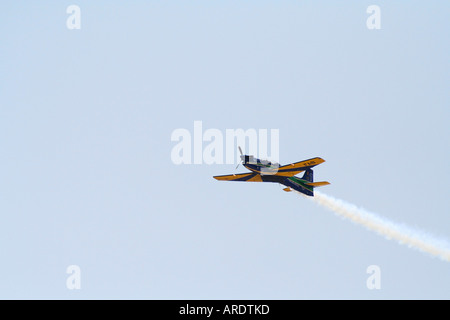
[301,168,313,182]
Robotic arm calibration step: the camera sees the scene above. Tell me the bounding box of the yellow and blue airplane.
[213,147,330,197]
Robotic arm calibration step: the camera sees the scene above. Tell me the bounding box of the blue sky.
[0,1,449,299]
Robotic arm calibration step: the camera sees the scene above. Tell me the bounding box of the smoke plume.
[308,191,450,262]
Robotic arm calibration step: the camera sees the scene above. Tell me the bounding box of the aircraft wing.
[274,157,325,177]
[213,172,263,182]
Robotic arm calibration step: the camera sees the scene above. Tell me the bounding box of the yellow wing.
[274,157,325,177]
[213,172,263,182]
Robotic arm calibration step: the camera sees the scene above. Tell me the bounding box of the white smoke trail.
[307,190,450,262]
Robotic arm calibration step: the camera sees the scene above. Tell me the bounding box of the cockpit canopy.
[242,155,279,167]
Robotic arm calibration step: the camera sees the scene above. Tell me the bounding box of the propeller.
[235,146,244,169]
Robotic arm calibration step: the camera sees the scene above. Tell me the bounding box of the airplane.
[213,147,330,197]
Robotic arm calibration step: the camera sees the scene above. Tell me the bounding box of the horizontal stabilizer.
[305,181,330,187]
